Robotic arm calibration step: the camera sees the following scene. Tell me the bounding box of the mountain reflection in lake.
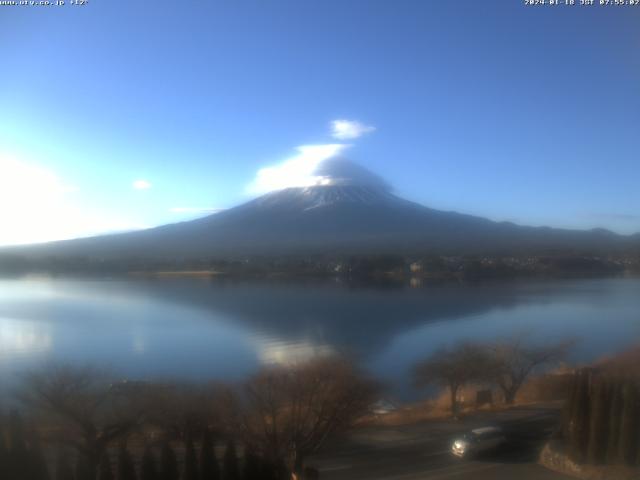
[0,277,638,399]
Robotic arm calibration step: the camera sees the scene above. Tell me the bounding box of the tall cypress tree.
[222,440,240,480]
[200,429,220,480]
[0,428,8,480]
[617,381,639,466]
[75,453,93,480]
[159,442,178,480]
[183,435,198,480]
[54,450,75,480]
[7,411,30,479]
[586,377,610,464]
[97,453,114,480]
[141,447,158,480]
[562,372,579,441]
[568,369,591,463]
[606,378,624,464]
[263,459,288,480]
[29,434,51,480]
[117,444,137,480]
[242,448,262,480]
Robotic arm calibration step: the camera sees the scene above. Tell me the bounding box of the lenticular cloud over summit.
[246,119,380,195]
[246,147,391,195]
[312,157,391,191]
[246,144,348,195]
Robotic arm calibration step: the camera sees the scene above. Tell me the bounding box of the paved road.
[308,405,572,480]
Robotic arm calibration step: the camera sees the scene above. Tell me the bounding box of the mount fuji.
[5,158,638,259]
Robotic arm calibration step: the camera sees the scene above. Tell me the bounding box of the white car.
[451,426,506,459]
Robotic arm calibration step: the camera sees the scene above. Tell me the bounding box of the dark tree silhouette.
[261,459,287,480]
[160,442,179,480]
[302,466,319,480]
[21,367,143,480]
[1,412,51,480]
[563,369,640,466]
[7,411,31,479]
[117,444,137,480]
[618,382,639,465]
[237,357,378,477]
[242,448,262,480]
[183,435,198,480]
[222,440,240,480]
[567,369,591,463]
[141,446,159,480]
[97,453,114,480]
[414,343,492,415]
[606,381,624,464]
[200,429,220,480]
[75,452,94,480]
[586,377,610,464]
[0,429,8,480]
[488,336,571,404]
[28,435,51,480]
[140,384,222,443]
[54,450,75,480]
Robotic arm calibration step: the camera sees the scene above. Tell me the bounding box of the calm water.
[0,276,638,399]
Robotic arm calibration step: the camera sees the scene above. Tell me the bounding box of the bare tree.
[20,366,146,479]
[488,335,572,404]
[413,342,492,416]
[137,382,226,440]
[235,356,379,479]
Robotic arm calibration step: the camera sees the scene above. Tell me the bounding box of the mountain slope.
[4,159,638,258]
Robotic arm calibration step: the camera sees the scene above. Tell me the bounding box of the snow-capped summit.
[253,184,401,211]
[247,158,400,211]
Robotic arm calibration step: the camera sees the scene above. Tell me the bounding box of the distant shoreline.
[2,270,638,289]
[1,253,638,282]
[128,270,225,278]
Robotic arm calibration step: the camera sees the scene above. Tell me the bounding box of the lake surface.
[0,276,638,399]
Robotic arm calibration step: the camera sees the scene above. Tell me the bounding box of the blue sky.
[1,0,639,245]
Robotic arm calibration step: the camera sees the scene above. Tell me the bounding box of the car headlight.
[454,440,468,451]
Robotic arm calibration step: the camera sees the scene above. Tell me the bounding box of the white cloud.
[330,119,376,140]
[132,179,151,190]
[246,144,349,195]
[0,153,148,246]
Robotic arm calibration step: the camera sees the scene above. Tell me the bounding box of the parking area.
[309,404,572,480]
